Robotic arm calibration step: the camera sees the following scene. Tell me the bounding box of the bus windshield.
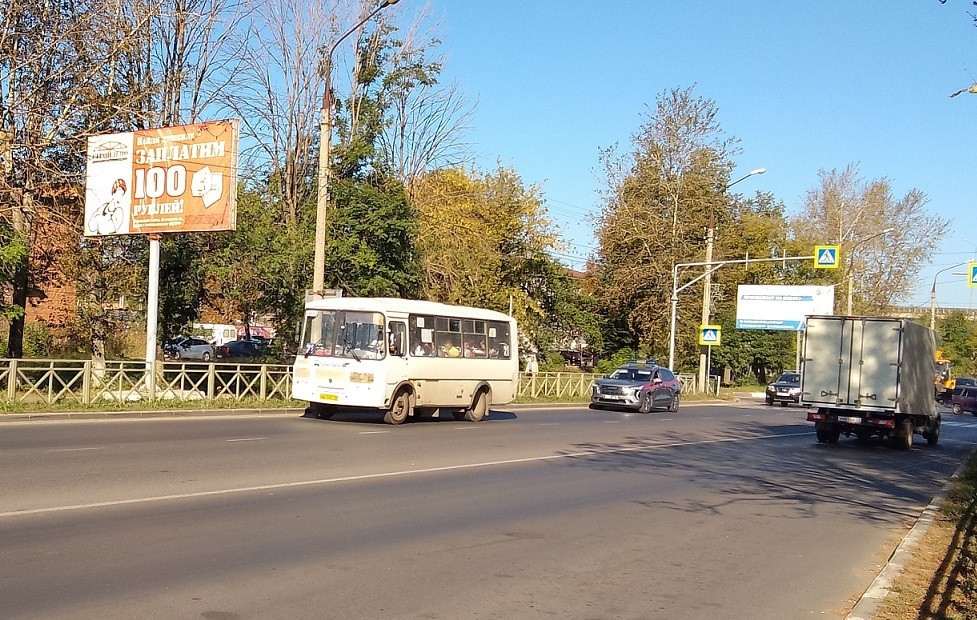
[302,310,385,360]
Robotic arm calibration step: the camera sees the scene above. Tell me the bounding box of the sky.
[392,0,977,310]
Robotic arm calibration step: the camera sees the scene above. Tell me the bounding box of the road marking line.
[1,431,813,519]
[226,437,266,442]
[47,447,104,453]
[359,431,389,435]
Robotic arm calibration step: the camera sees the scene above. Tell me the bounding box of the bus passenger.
[442,341,461,357]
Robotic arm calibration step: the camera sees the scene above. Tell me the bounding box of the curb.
[0,398,749,422]
[846,454,971,619]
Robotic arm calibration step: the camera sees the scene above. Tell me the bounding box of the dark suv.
[590,361,682,413]
[765,371,801,406]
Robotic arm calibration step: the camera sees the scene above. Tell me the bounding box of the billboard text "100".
[134,165,187,200]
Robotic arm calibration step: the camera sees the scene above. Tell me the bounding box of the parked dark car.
[216,339,267,360]
[765,371,801,406]
[163,336,214,361]
[951,386,977,415]
[590,360,682,413]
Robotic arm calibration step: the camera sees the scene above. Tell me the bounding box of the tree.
[595,86,738,367]
[792,165,949,314]
[1,0,160,357]
[0,224,26,325]
[411,165,591,353]
[937,310,977,377]
[375,7,473,189]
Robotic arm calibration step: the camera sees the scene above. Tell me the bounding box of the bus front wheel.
[465,390,490,422]
[384,390,412,425]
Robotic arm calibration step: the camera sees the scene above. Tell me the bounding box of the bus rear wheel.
[309,402,334,420]
[465,390,489,422]
[384,390,412,425]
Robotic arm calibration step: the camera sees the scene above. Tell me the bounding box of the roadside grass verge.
[874,449,977,619]
[0,397,308,415]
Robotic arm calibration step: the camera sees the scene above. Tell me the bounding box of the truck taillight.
[807,412,825,421]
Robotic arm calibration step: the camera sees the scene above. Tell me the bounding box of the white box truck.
[802,315,940,449]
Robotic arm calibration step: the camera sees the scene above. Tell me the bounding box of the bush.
[23,322,53,358]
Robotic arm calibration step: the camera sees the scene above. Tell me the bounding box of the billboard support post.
[144,235,161,395]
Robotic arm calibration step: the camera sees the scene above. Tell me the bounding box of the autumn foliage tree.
[595,86,737,366]
[792,165,949,315]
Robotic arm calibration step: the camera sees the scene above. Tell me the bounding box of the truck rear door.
[853,318,901,410]
[802,316,847,407]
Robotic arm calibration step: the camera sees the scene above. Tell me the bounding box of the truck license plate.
[320,393,339,402]
[838,416,861,424]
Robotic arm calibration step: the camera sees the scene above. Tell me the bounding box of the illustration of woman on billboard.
[86,178,127,235]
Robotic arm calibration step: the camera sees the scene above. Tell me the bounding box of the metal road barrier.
[516,372,602,399]
[0,358,293,406]
[1,360,605,407]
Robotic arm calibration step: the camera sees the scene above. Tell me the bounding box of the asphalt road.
[2,401,975,619]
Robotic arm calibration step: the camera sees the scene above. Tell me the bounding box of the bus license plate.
[320,393,339,402]
[838,416,861,424]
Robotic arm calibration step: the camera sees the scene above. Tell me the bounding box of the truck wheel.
[925,420,940,446]
[827,427,841,444]
[896,418,913,450]
[816,427,829,443]
[384,389,412,425]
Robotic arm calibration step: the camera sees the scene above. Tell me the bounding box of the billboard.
[84,120,239,236]
[735,285,835,331]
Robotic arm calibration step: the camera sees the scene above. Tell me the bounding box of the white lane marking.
[1,431,812,519]
[659,418,674,422]
[538,423,559,426]
[359,430,389,435]
[226,437,267,443]
[603,420,622,424]
[47,447,104,453]
[453,426,479,430]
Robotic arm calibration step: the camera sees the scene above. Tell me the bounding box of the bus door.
[387,320,409,391]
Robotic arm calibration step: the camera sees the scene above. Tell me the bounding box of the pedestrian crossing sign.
[699,325,721,346]
[813,245,840,269]
[970,262,977,288]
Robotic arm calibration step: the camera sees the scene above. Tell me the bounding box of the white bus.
[292,297,519,424]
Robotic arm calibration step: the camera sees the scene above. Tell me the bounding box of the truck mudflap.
[806,408,941,449]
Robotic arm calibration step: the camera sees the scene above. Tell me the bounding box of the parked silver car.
[163,336,214,361]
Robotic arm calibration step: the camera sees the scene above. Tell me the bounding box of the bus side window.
[488,322,511,359]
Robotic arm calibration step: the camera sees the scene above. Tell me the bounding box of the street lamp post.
[844,227,895,315]
[697,167,765,392]
[311,0,400,298]
[930,261,970,329]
